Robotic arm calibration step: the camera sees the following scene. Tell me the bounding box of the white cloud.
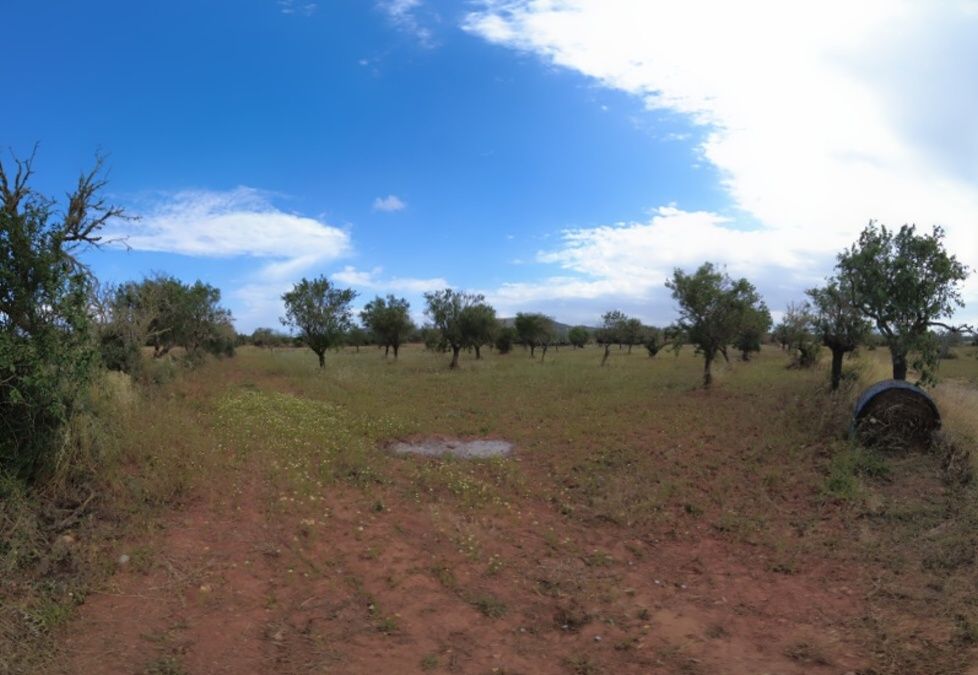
[372,194,407,212]
[109,187,351,330]
[378,0,436,47]
[464,1,978,322]
[278,0,317,16]
[333,265,448,294]
[481,206,830,323]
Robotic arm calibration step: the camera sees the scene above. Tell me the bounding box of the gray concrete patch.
[389,438,513,459]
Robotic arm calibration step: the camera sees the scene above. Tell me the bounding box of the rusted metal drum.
[852,380,941,449]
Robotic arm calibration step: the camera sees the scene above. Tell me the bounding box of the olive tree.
[596,310,627,365]
[733,303,772,361]
[360,294,414,359]
[666,262,766,387]
[837,222,971,382]
[461,302,497,360]
[514,312,554,359]
[281,276,357,368]
[1,151,126,480]
[806,278,871,390]
[423,289,491,369]
[622,318,644,354]
[568,325,589,349]
[780,302,821,368]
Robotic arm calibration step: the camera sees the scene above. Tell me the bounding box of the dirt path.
[55,457,872,675]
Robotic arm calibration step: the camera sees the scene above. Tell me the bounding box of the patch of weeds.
[563,654,603,674]
[485,553,504,576]
[555,603,592,632]
[705,623,728,639]
[823,446,890,501]
[420,653,439,671]
[582,550,614,567]
[922,535,976,571]
[470,594,507,619]
[144,654,187,675]
[430,563,457,589]
[375,615,399,634]
[954,614,978,645]
[784,641,831,666]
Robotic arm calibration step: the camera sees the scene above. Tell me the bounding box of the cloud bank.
[465,0,978,322]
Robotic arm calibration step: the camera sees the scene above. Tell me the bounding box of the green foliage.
[281,276,357,368]
[100,275,235,370]
[666,262,766,386]
[734,303,772,361]
[514,312,555,357]
[567,325,589,348]
[360,295,414,358]
[250,327,289,350]
[837,221,971,383]
[460,301,497,358]
[423,289,493,368]
[0,153,121,480]
[622,317,644,353]
[777,302,821,368]
[642,326,669,358]
[494,325,516,354]
[807,277,871,389]
[596,310,627,346]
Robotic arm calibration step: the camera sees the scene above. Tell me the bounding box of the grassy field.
[3,343,978,673]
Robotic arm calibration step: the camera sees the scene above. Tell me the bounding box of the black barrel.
[852,379,941,449]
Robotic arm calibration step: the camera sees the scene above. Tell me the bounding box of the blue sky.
[5,1,977,331]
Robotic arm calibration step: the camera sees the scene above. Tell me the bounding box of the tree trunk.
[741,349,750,362]
[891,349,908,380]
[316,350,326,368]
[530,345,536,358]
[384,344,389,357]
[703,353,713,388]
[450,345,460,369]
[540,345,548,363]
[601,343,610,366]
[831,348,844,391]
[392,344,399,359]
[475,345,482,360]
[627,344,632,354]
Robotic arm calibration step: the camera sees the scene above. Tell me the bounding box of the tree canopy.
[836,221,971,382]
[281,276,357,368]
[0,152,123,479]
[666,262,766,387]
[807,277,871,389]
[423,289,492,368]
[361,294,414,359]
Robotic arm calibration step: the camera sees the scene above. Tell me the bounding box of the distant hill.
[497,317,595,337]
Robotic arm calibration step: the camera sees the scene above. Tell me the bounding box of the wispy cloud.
[464,0,978,321]
[333,265,448,294]
[109,187,351,330]
[278,0,317,16]
[372,194,407,212]
[378,0,436,47]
